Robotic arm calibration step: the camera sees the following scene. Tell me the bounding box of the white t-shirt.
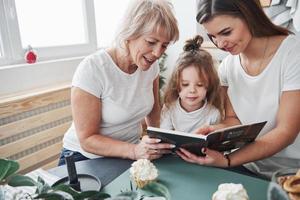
[63,49,159,158]
[160,99,221,133]
[219,35,300,178]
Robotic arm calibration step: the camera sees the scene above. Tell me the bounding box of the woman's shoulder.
[218,54,239,75]
[278,34,300,51]
[78,49,115,72]
[82,49,110,64]
[219,53,239,65]
[272,35,300,62]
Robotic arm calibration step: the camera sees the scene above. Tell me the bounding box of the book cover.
[147,121,267,156]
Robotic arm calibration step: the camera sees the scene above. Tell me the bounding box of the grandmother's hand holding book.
[134,135,175,160]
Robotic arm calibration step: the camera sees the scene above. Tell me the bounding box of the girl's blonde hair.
[163,35,223,114]
[115,0,179,49]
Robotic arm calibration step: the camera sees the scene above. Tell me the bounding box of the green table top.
[103,155,269,200]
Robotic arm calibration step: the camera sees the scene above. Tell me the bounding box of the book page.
[206,121,267,152]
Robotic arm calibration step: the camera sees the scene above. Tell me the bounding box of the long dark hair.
[163,35,223,114]
[196,0,289,37]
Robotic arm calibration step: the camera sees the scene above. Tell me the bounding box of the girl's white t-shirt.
[63,49,159,159]
[218,35,300,178]
[160,99,221,133]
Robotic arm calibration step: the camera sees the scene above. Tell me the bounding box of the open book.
[147,121,267,156]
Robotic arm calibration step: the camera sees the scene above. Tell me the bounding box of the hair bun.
[183,35,204,52]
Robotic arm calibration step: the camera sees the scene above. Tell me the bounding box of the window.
[15,0,86,47]
[0,44,3,57]
[0,0,135,67]
[94,0,131,48]
[0,0,97,66]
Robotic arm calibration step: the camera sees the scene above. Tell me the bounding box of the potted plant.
[158,53,168,105]
[159,53,168,91]
[0,158,170,200]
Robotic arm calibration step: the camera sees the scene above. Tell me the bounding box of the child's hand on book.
[194,125,215,135]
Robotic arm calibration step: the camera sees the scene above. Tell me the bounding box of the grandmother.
[59,0,179,165]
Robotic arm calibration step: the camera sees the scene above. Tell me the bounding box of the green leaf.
[142,182,171,200]
[6,160,19,178]
[8,174,37,187]
[34,192,67,200]
[116,191,138,200]
[159,77,166,90]
[37,176,46,185]
[52,184,80,198]
[36,176,51,194]
[77,191,110,200]
[158,52,168,90]
[0,159,19,181]
[0,159,11,182]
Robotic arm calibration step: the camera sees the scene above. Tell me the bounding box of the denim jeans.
[58,148,89,166]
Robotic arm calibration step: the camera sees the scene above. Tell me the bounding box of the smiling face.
[178,65,207,112]
[203,15,252,55]
[127,29,170,71]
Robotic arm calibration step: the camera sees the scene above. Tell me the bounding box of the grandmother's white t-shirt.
[63,49,159,159]
[218,35,300,178]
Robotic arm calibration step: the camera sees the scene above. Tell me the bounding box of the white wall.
[164,0,228,81]
[0,57,82,97]
[164,0,198,79]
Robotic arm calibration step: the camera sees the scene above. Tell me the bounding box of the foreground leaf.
[142,182,170,200]
[52,184,80,198]
[0,159,11,182]
[36,176,51,194]
[8,174,37,187]
[0,159,19,181]
[34,192,67,200]
[113,191,138,200]
[77,191,111,200]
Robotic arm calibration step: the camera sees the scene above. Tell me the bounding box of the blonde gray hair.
[115,0,179,49]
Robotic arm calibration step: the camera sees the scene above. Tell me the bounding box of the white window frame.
[0,0,97,66]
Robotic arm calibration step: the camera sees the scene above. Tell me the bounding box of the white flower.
[212,183,249,200]
[129,159,158,181]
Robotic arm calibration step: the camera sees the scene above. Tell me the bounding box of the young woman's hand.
[176,147,228,168]
[133,135,175,160]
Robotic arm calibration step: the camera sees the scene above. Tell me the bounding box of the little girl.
[161,35,223,133]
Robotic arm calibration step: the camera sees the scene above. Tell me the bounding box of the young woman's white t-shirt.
[160,99,221,133]
[63,49,159,159]
[218,35,300,178]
